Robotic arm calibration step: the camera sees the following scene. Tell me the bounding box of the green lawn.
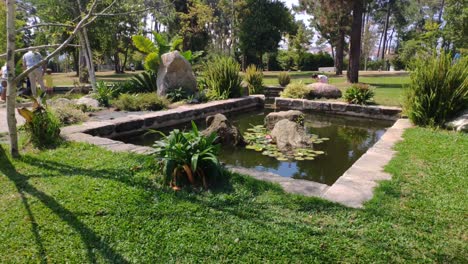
[0,128,466,262]
[264,71,409,106]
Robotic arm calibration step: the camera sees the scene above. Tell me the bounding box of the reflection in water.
[124,110,393,185]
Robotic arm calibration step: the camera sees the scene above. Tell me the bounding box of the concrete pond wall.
[62,95,412,208]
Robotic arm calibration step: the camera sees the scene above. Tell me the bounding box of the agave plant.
[153,121,222,190]
[132,32,202,71]
[17,91,61,148]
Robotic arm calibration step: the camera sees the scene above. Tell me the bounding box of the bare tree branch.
[15,0,99,82]
[19,23,75,31]
[0,44,80,58]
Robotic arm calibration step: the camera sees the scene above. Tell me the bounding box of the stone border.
[61,96,264,153]
[229,119,413,208]
[276,98,402,120]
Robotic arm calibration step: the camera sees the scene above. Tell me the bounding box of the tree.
[4,0,127,157]
[297,0,352,75]
[347,0,364,83]
[238,0,295,69]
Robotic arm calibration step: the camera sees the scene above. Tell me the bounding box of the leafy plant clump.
[51,103,88,125]
[243,125,328,161]
[278,72,291,87]
[153,121,223,189]
[405,52,468,127]
[112,93,169,111]
[18,94,61,148]
[244,64,264,94]
[203,56,243,100]
[280,82,310,99]
[93,81,119,107]
[344,83,375,105]
[167,87,187,102]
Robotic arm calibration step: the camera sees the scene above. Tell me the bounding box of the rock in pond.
[446,110,468,132]
[202,114,246,146]
[264,110,304,130]
[307,83,342,99]
[156,51,198,97]
[271,119,310,151]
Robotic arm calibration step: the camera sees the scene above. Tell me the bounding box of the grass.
[0,127,466,262]
[264,71,409,106]
[52,70,407,106]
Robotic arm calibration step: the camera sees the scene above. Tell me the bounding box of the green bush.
[278,72,291,87]
[52,103,88,125]
[202,56,242,100]
[129,71,158,93]
[280,82,309,99]
[93,81,118,107]
[344,84,375,105]
[112,93,169,111]
[153,121,223,189]
[244,64,264,94]
[167,87,187,102]
[405,52,468,127]
[18,95,61,148]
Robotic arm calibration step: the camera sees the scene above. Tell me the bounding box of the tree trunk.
[78,41,89,83]
[72,49,79,76]
[6,0,19,157]
[377,29,384,59]
[438,0,445,23]
[335,30,345,75]
[380,1,391,62]
[347,0,364,83]
[82,28,96,91]
[114,52,121,73]
[121,45,130,73]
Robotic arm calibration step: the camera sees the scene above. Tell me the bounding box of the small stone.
[264,110,304,130]
[202,114,246,146]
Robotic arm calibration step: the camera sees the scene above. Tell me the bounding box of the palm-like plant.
[132,32,202,71]
[153,121,222,189]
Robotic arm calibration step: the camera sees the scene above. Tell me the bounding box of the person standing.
[1,63,7,101]
[22,49,46,96]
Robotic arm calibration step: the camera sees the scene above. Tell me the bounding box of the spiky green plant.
[278,72,291,87]
[405,52,468,127]
[244,64,264,94]
[203,56,243,100]
[129,71,158,93]
[344,83,375,105]
[153,121,222,189]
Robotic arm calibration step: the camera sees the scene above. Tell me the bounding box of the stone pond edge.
[61,95,412,208]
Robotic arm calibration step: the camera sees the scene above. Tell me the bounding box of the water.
[123,110,393,185]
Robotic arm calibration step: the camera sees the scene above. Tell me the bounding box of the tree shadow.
[0,147,129,263]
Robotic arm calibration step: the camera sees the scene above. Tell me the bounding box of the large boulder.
[264,110,304,130]
[307,83,342,99]
[271,119,310,151]
[446,110,468,132]
[202,114,246,146]
[156,51,197,97]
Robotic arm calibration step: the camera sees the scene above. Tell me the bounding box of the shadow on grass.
[0,147,130,263]
[365,83,406,89]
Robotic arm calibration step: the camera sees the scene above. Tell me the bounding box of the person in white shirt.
[312,74,329,84]
[22,50,46,96]
[1,63,7,101]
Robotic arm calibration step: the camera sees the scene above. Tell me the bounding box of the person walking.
[22,49,46,96]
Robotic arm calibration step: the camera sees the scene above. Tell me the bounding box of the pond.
[122,110,393,185]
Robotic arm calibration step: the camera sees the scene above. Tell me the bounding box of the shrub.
[18,95,61,148]
[112,93,169,111]
[167,87,187,102]
[244,64,264,94]
[93,81,118,107]
[153,121,222,189]
[278,72,291,87]
[129,71,158,93]
[405,52,468,127]
[202,56,242,100]
[52,103,88,125]
[280,82,309,99]
[344,83,375,105]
